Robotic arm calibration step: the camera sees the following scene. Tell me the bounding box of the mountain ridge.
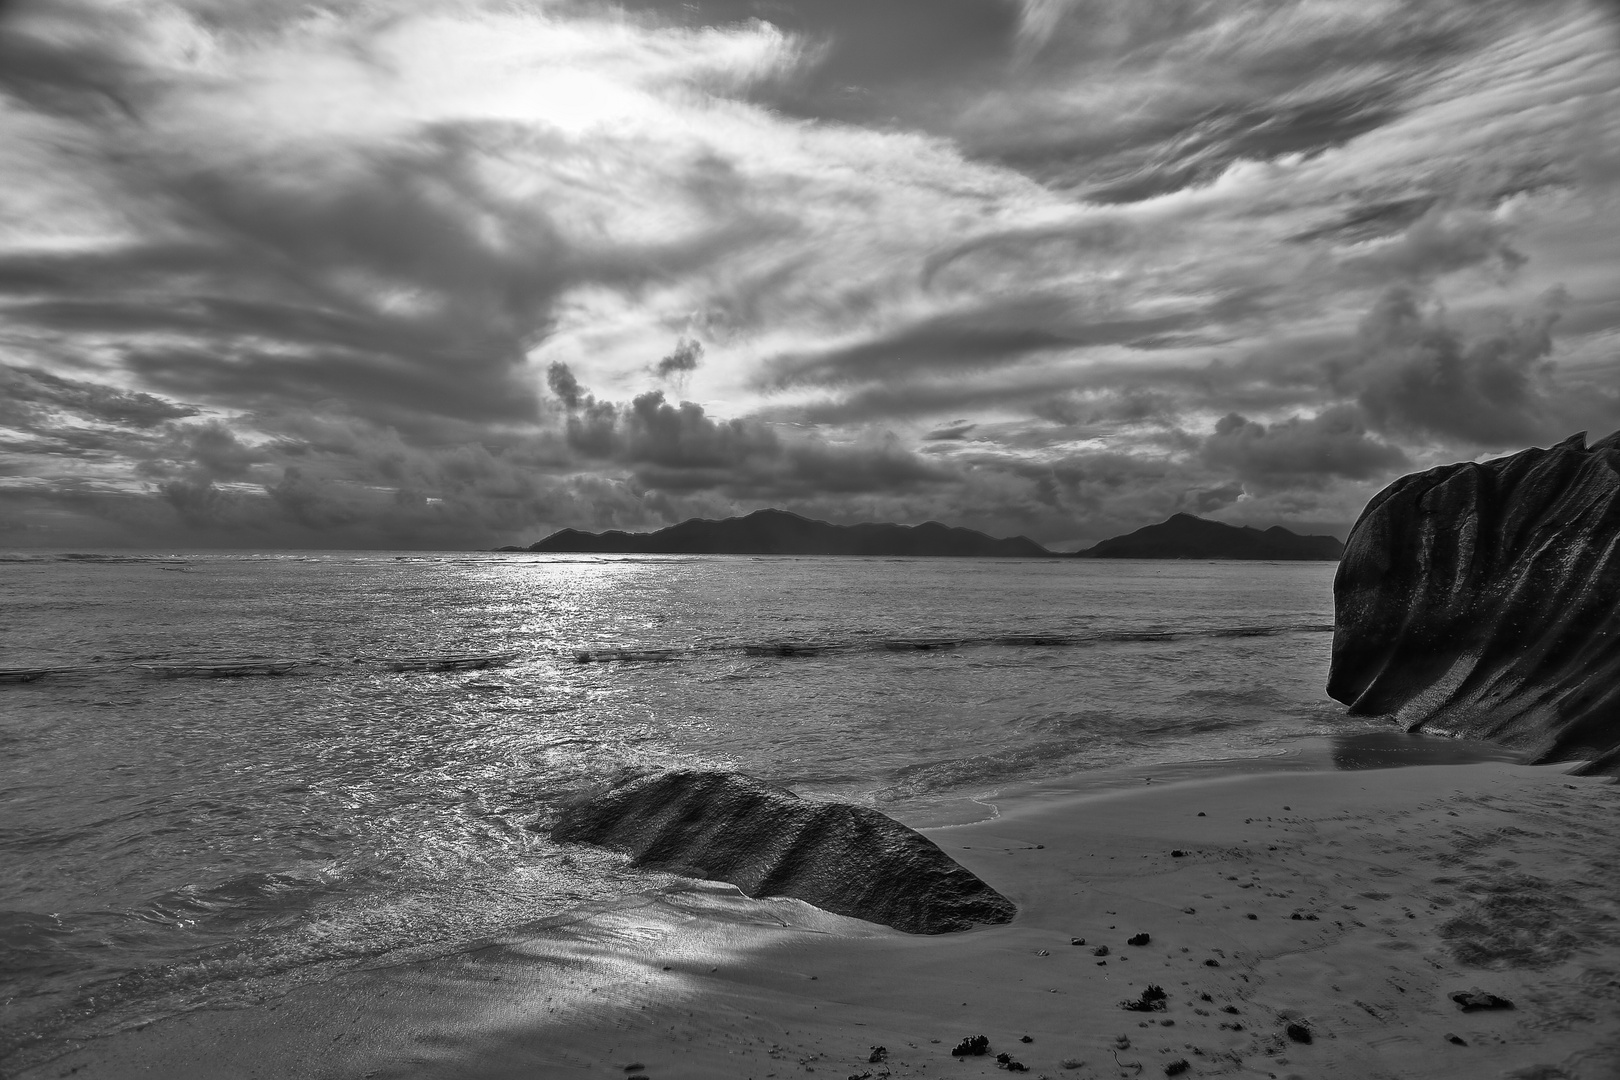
[1077,513,1343,560]
[525,508,1053,557]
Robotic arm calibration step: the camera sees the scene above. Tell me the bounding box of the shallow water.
[0,551,1380,1062]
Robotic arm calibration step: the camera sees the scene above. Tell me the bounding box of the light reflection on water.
[1,552,1381,1063]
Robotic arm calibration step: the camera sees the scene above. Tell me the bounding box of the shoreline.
[10,747,1619,1080]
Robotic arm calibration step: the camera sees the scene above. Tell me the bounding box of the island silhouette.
[1075,512,1343,560]
[512,508,1342,559]
[524,508,1048,557]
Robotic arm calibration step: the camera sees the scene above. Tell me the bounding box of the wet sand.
[13,746,1620,1080]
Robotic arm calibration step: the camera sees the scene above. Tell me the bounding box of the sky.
[1,0,1617,550]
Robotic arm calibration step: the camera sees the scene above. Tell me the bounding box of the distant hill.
[1077,513,1343,560]
[528,508,1053,557]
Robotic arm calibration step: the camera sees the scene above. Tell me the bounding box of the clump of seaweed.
[1120,985,1169,1012]
[951,1035,990,1057]
[1451,990,1514,1012]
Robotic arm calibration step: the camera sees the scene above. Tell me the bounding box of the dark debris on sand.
[1451,989,1515,1011]
[1121,985,1169,1012]
[951,1035,990,1057]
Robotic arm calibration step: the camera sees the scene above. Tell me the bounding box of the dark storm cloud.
[0,0,151,121]
[957,0,1499,197]
[1059,91,1408,204]
[923,421,976,441]
[1287,196,1439,245]
[1334,206,1528,284]
[546,362,588,410]
[0,243,229,297]
[0,130,563,423]
[28,413,602,548]
[1202,406,1409,488]
[764,323,1069,388]
[760,299,1244,389]
[547,365,954,499]
[0,363,199,428]
[1338,286,1561,446]
[621,391,782,469]
[777,330,1337,431]
[1189,482,1246,515]
[136,422,266,482]
[653,338,704,380]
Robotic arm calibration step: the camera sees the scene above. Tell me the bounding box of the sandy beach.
[15,746,1619,1080]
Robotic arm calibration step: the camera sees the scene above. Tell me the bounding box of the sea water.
[0,552,1374,1065]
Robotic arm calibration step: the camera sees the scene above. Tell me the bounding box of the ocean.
[1,551,1381,1066]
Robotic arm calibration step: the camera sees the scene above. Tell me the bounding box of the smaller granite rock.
[552,770,1016,934]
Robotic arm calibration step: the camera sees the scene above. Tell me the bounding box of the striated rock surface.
[1328,431,1620,774]
[551,770,1017,933]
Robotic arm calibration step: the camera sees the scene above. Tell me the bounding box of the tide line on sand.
[11,753,1620,1080]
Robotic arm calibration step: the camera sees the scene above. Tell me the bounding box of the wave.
[573,622,1335,663]
[872,738,1120,802]
[132,870,339,930]
[0,911,84,980]
[1,622,1336,684]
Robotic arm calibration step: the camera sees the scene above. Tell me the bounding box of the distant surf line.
[2,623,1334,686]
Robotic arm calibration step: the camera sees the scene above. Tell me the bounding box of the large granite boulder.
[1328,431,1620,774]
[551,770,1017,933]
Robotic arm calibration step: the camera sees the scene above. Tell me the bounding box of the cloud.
[0,0,1616,548]
[1335,204,1528,283]
[0,0,812,435]
[961,0,1496,198]
[1339,286,1561,446]
[547,366,955,499]
[0,363,199,428]
[1203,406,1410,489]
[653,337,704,380]
[1189,482,1246,515]
[924,421,977,441]
[760,290,1264,390]
[547,362,588,411]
